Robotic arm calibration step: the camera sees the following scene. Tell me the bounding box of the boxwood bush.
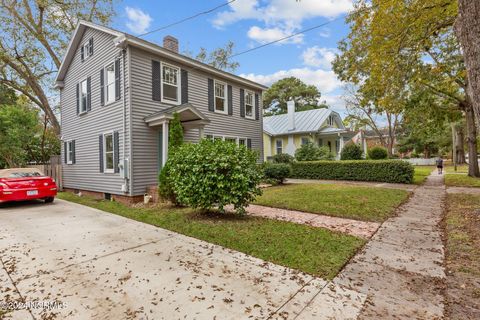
[291,160,414,184]
[271,153,295,164]
[167,139,262,214]
[264,163,292,184]
[368,146,388,160]
[340,143,363,160]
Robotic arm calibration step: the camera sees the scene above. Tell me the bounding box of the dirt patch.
[444,194,480,320]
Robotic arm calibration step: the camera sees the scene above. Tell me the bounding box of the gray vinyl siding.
[61,27,131,195]
[129,47,263,195]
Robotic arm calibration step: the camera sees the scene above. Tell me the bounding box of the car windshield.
[0,169,44,178]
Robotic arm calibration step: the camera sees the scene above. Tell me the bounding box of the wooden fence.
[26,155,63,191]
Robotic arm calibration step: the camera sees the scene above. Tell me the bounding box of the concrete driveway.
[0,199,365,320]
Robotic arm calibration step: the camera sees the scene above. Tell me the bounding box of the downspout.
[122,48,128,193]
[127,46,134,196]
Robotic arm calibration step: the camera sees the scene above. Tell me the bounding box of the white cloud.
[125,7,152,34]
[302,46,338,69]
[318,28,331,38]
[214,0,353,28]
[240,68,342,94]
[247,26,303,44]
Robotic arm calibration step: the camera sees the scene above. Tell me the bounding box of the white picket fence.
[403,158,437,166]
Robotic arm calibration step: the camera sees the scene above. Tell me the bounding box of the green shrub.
[167,139,262,214]
[272,153,295,164]
[158,161,178,204]
[295,142,333,161]
[264,163,292,184]
[368,146,388,160]
[340,143,363,160]
[291,160,414,184]
[169,112,183,152]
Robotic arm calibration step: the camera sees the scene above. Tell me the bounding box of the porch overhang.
[144,103,211,128]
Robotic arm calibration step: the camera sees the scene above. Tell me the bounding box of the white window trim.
[79,77,88,115]
[214,80,228,115]
[244,90,255,120]
[66,140,73,165]
[104,61,116,106]
[276,139,283,154]
[103,132,115,174]
[160,62,181,105]
[206,135,248,147]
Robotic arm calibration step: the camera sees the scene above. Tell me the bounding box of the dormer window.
[328,115,335,126]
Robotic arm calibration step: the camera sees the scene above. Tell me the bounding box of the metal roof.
[263,108,345,136]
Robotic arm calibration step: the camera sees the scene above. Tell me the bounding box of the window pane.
[246,92,253,105]
[225,138,236,143]
[106,153,113,170]
[246,105,253,117]
[163,84,178,101]
[105,134,113,152]
[163,66,178,85]
[215,97,225,111]
[107,83,115,103]
[106,64,115,85]
[239,139,246,146]
[80,80,88,112]
[215,83,225,98]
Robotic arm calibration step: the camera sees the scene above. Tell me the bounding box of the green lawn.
[255,184,409,222]
[445,165,468,173]
[58,192,365,279]
[445,174,480,188]
[413,166,435,185]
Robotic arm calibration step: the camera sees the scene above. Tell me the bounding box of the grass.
[254,184,409,222]
[413,166,435,185]
[445,194,480,319]
[58,192,365,279]
[445,174,480,188]
[445,164,468,173]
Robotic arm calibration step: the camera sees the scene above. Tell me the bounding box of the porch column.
[162,121,169,166]
[285,134,295,156]
[198,127,205,139]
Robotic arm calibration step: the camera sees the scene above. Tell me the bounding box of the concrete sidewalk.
[332,172,446,319]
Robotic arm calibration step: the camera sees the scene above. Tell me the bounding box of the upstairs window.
[105,62,116,104]
[80,79,88,113]
[328,115,335,126]
[81,38,93,61]
[67,141,74,164]
[245,90,254,119]
[214,80,227,114]
[162,63,180,103]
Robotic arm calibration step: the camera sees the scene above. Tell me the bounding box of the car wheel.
[44,197,54,203]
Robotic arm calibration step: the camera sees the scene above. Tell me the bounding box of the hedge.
[291,160,414,184]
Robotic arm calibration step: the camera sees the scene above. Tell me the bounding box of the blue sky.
[112,0,353,115]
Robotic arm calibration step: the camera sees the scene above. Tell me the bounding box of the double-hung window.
[162,63,180,103]
[105,62,115,104]
[328,115,334,126]
[245,90,254,119]
[67,141,74,164]
[79,79,88,113]
[225,137,237,144]
[301,137,310,146]
[104,133,114,173]
[238,138,246,146]
[214,81,227,114]
[276,139,283,154]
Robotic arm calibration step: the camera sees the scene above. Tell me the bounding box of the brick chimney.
[163,35,179,53]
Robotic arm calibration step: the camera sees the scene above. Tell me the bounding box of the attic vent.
[163,36,179,53]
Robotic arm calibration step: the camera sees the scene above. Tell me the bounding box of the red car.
[0,168,57,204]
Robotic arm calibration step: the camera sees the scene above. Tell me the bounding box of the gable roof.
[263,108,345,136]
[55,21,268,91]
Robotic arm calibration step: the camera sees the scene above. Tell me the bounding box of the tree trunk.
[453,123,466,164]
[462,101,480,177]
[456,0,480,123]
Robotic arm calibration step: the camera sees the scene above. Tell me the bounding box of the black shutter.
[255,93,260,120]
[64,142,67,164]
[115,58,121,101]
[80,45,84,61]
[208,78,214,111]
[100,68,105,106]
[99,135,104,173]
[89,37,93,56]
[72,140,76,164]
[152,60,161,101]
[181,69,188,104]
[86,76,91,112]
[240,88,245,117]
[114,131,120,173]
[76,83,80,114]
[227,85,233,115]
[247,138,252,150]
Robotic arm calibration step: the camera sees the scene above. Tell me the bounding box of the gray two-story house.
[55,21,266,203]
